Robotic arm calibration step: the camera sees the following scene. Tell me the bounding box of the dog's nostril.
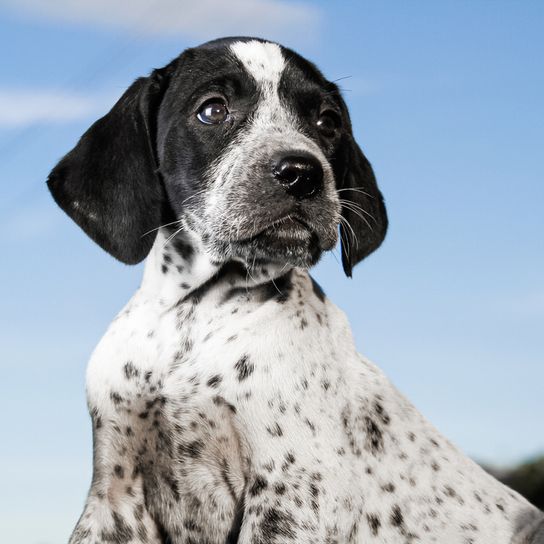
[276,164,300,185]
[272,155,323,199]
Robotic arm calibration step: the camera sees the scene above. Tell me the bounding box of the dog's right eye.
[197,99,230,125]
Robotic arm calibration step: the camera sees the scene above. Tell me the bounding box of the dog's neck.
[141,229,296,306]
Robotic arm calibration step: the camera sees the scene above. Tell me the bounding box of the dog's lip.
[247,214,313,242]
[267,215,311,231]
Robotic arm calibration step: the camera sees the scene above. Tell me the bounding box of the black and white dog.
[48,37,543,544]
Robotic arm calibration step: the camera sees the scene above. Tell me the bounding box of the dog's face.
[160,39,342,269]
[48,37,387,276]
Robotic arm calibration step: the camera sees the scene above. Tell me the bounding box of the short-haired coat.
[48,37,544,544]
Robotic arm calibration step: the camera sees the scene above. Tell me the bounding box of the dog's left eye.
[197,99,230,125]
[317,110,341,138]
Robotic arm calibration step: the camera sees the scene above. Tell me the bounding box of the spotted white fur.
[75,229,544,544]
[50,39,544,544]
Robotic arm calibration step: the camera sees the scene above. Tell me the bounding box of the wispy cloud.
[0,88,111,128]
[3,0,320,41]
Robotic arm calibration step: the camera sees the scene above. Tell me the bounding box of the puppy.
[48,37,544,544]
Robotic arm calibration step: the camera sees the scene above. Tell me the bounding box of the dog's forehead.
[184,38,327,93]
[229,40,285,85]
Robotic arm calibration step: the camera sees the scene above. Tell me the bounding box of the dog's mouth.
[254,215,313,242]
[218,213,333,268]
[191,201,339,269]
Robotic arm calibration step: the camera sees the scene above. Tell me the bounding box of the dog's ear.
[335,99,388,277]
[47,71,168,264]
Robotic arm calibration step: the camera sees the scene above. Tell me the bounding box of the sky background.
[0,1,543,542]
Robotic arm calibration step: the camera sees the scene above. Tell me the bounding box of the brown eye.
[197,99,229,125]
[317,110,341,138]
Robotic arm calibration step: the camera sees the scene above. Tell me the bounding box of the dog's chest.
[86,271,369,539]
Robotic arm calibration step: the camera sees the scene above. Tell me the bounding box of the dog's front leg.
[69,412,164,544]
[236,470,319,544]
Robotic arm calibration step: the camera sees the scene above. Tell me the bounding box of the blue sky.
[0,1,543,542]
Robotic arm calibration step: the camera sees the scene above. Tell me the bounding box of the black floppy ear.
[47,72,167,264]
[337,128,388,277]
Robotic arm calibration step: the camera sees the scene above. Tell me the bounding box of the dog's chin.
[207,218,335,269]
[229,233,322,269]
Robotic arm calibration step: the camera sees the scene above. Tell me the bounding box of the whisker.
[339,200,376,230]
[180,188,209,210]
[332,75,352,83]
[343,207,373,232]
[336,187,374,199]
[338,218,352,255]
[141,188,210,239]
[162,224,185,249]
[270,276,283,296]
[339,216,359,250]
[330,247,341,266]
[141,219,182,238]
[338,199,376,219]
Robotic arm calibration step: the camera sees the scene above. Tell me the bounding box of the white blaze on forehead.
[230,40,285,86]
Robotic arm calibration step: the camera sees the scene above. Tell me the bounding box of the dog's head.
[48,38,387,276]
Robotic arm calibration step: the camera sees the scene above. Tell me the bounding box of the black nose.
[272,154,323,199]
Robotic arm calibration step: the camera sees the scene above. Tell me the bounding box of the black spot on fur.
[234,355,254,381]
[444,485,457,498]
[212,395,237,413]
[367,514,381,536]
[259,507,296,541]
[281,452,296,472]
[274,482,287,495]
[374,401,391,425]
[364,416,384,454]
[207,374,222,388]
[100,512,133,542]
[390,505,404,527]
[305,418,316,432]
[173,238,194,261]
[267,422,283,437]
[249,475,268,496]
[179,439,204,458]
[123,361,139,379]
[309,482,320,512]
[110,391,123,405]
